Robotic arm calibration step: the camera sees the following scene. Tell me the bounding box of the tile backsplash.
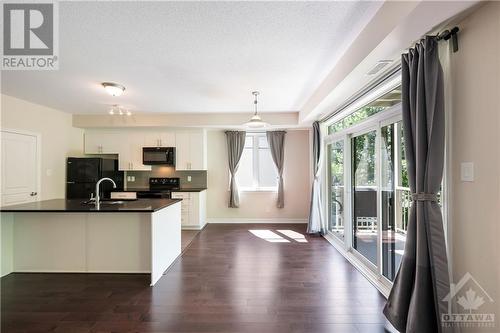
[125,166,207,189]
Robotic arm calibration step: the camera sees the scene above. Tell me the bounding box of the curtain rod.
[435,26,460,52]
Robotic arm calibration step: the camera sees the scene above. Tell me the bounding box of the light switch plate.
[460,162,474,182]
[187,176,192,182]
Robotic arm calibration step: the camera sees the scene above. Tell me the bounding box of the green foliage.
[328,106,387,135]
[353,131,376,186]
[329,141,344,186]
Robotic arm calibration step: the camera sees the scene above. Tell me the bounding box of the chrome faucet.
[94,177,117,210]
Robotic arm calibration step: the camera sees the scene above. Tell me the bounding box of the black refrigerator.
[66,157,124,199]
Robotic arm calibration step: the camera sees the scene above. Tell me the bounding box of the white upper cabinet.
[83,129,206,171]
[143,132,175,147]
[84,133,122,154]
[175,130,207,171]
[118,133,151,171]
[175,131,190,170]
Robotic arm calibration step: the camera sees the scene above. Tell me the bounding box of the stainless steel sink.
[82,200,126,206]
[101,200,125,205]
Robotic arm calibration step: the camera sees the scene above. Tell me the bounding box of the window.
[234,133,278,191]
[328,86,402,135]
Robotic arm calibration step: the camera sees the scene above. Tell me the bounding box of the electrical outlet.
[187,176,192,182]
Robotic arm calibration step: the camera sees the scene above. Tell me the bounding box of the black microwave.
[143,147,175,165]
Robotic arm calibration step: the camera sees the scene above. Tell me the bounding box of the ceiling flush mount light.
[108,105,132,116]
[102,82,125,96]
[244,91,268,128]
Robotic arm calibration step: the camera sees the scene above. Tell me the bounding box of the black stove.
[132,178,180,199]
[149,177,180,191]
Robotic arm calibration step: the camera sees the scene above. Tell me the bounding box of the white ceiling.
[1,1,382,115]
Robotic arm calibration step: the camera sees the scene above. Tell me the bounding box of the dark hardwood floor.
[181,230,199,252]
[1,224,392,333]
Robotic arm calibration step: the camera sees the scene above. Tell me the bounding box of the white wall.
[1,94,83,277]
[206,129,311,222]
[450,2,500,324]
[1,94,84,200]
[1,214,14,276]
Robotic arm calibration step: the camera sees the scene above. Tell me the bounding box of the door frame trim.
[1,128,42,202]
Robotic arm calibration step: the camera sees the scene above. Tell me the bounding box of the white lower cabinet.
[171,190,206,230]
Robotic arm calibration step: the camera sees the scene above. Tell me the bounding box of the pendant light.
[244,91,268,128]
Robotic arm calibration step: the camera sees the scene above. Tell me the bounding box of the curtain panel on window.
[266,131,286,208]
[225,131,246,208]
[307,121,325,234]
[383,36,450,333]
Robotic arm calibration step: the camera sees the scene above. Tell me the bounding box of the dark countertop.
[172,188,207,192]
[0,198,182,213]
[121,188,207,192]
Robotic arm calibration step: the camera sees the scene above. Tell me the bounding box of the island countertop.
[0,198,182,213]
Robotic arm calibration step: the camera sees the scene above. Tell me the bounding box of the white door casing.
[1,130,40,206]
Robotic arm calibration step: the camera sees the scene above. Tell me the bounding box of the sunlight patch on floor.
[249,229,308,243]
[277,229,308,243]
[249,230,290,242]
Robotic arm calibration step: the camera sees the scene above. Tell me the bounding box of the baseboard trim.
[11,270,151,274]
[206,218,307,224]
[182,225,204,230]
[1,271,13,278]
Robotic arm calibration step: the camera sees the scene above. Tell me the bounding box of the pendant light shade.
[244,91,268,128]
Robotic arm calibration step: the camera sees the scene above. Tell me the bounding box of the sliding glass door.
[381,121,407,281]
[325,100,409,286]
[327,139,345,239]
[351,129,378,266]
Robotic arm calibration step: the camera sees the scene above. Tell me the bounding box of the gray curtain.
[383,36,450,333]
[307,121,325,234]
[266,131,286,208]
[225,131,246,208]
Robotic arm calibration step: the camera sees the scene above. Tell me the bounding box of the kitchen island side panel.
[151,202,181,286]
[13,212,152,273]
[87,213,151,273]
[14,213,87,272]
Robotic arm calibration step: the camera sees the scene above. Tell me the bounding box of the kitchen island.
[0,198,181,286]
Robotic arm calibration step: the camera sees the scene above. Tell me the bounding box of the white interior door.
[1,130,39,206]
